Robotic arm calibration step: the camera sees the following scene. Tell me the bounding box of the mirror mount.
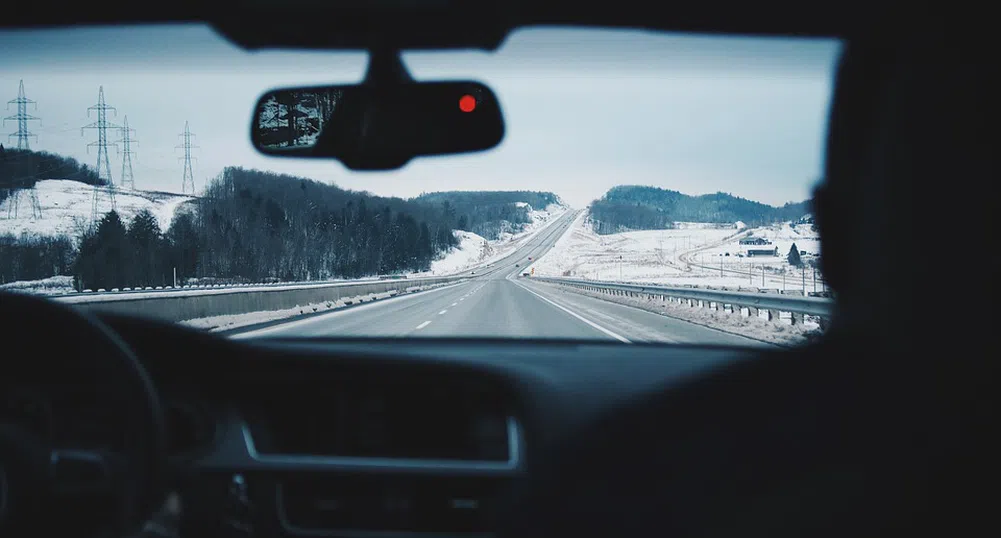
[362,48,414,87]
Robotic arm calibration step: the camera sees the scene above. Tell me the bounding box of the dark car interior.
[1,3,996,538]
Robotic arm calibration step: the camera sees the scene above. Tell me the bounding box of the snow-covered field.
[0,180,196,239]
[420,203,568,276]
[529,209,826,292]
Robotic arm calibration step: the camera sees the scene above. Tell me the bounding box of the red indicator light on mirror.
[459,94,477,113]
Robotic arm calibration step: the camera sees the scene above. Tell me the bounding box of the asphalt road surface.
[233,211,768,346]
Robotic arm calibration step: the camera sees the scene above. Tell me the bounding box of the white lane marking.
[586,308,619,322]
[229,281,467,339]
[459,297,465,301]
[438,310,447,315]
[513,281,631,343]
[416,320,432,330]
[451,303,458,307]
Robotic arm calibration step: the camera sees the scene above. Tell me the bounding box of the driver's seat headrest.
[815,34,997,341]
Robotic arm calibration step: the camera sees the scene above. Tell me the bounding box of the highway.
[232,211,769,346]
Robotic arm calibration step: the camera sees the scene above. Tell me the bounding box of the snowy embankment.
[0,179,196,239]
[0,275,77,295]
[418,203,568,276]
[526,208,826,345]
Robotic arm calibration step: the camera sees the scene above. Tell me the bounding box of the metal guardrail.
[529,276,834,323]
[50,277,391,298]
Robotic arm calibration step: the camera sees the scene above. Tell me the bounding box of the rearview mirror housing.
[251,80,505,170]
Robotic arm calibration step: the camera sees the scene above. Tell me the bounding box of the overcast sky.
[0,24,841,208]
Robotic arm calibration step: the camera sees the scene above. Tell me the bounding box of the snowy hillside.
[0,180,197,239]
[429,231,491,274]
[421,202,568,276]
[529,208,824,290]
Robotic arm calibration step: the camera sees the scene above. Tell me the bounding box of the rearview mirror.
[251,81,505,170]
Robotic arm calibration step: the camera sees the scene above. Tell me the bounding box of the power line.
[176,121,198,195]
[117,115,138,191]
[81,86,122,223]
[4,80,40,150]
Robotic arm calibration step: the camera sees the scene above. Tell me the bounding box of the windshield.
[0,24,840,347]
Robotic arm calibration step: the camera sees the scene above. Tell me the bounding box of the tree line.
[2,165,564,290]
[67,167,465,290]
[414,190,562,240]
[589,185,811,235]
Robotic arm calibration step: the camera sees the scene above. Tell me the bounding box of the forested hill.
[191,167,463,280]
[0,146,103,204]
[589,185,810,234]
[414,191,564,240]
[2,165,567,289]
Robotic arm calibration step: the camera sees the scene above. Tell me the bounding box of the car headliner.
[4,1,902,52]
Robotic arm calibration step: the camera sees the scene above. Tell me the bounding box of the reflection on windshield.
[0,25,840,347]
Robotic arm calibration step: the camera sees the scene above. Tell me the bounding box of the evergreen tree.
[787,242,803,267]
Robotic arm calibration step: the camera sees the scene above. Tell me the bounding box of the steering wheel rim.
[0,291,167,537]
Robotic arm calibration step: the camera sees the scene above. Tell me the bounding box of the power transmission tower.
[117,115,138,190]
[176,121,198,194]
[4,80,40,150]
[81,86,122,223]
[2,82,43,220]
[5,184,43,220]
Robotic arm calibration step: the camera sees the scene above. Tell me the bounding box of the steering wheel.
[0,292,167,537]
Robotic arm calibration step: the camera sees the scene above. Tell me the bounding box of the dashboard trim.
[195,412,523,475]
[244,417,521,471]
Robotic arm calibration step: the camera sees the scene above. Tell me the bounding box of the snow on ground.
[0,179,197,239]
[529,209,827,293]
[416,203,568,277]
[427,230,491,274]
[0,275,75,295]
[529,209,743,284]
[680,221,825,291]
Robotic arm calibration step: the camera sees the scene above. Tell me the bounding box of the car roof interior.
[1,3,995,538]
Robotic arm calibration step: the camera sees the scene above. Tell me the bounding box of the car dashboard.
[3,312,756,538]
